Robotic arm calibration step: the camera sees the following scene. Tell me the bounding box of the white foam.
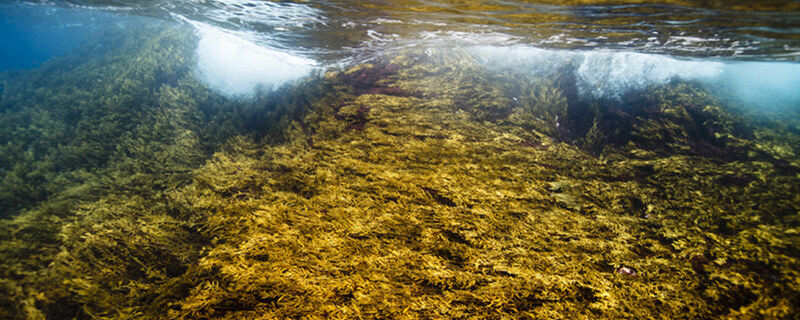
[576,51,723,98]
[192,22,317,97]
[471,46,724,98]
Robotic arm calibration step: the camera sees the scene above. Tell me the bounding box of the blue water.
[0,3,118,71]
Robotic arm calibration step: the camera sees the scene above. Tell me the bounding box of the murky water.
[1,1,799,319]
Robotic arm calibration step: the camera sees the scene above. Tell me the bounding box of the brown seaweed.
[0,26,798,320]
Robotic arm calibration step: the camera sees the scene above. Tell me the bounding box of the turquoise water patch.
[0,3,120,71]
[718,62,800,111]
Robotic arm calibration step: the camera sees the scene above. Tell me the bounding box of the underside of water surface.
[1,1,799,319]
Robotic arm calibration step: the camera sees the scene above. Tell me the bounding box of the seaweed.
[0,28,798,320]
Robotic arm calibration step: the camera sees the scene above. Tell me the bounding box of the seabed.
[0,25,798,319]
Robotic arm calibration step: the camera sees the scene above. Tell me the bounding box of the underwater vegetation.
[0,23,799,320]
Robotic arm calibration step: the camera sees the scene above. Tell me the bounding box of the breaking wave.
[471,45,798,109]
[192,22,317,97]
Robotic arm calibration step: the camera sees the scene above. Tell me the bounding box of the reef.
[0,24,799,319]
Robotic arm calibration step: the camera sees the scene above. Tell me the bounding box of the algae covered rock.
[164,54,799,319]
[0,26,798,320]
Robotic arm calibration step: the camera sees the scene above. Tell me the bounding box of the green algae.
[0,25,799,320]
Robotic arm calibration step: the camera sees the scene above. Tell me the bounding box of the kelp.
[0,25,799,320]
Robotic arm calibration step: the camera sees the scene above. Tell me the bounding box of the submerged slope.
[171,54,800,318]
[0,29,798,319]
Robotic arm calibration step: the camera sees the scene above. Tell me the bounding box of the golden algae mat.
[1,25,799,320]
